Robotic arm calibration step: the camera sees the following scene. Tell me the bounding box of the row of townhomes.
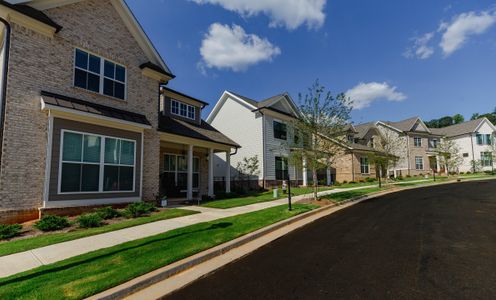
[0,0,495,224]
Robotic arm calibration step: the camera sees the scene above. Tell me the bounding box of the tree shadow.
[0,222,233,285]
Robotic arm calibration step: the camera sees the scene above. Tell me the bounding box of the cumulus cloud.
[190,0,326,30]
[439,10,496,56]
[403,32,435,59]
[199,23,281,72]
[346,82,407,110]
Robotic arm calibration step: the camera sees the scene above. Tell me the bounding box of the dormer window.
[74,49,126,100]
[171,99,196,120]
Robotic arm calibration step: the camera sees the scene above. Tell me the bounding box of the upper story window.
[273,121,287,140]
[74,49,127,100]
[171,99,196,120]
[476,133,492,145]
[429,138,439,149]
[414,137,422,147]
[347,135,354,143]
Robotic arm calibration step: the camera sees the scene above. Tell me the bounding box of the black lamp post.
[284,160,292,211]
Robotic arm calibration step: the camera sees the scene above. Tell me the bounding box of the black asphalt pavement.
[166,180,496,299]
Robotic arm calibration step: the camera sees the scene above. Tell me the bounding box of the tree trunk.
[312,168,318,201]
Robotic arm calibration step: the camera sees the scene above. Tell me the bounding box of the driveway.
[166,180,496,299]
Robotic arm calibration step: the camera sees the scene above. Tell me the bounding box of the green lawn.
[0,204,317,300]
[0,209,198,258]
[324,187,387,202]
[202,187,334,209]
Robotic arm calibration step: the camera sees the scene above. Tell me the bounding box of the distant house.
[430,118,496,173]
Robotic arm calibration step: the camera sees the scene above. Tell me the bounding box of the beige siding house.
[0,0,238,223]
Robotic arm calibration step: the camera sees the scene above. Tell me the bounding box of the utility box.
[273,188,279,199]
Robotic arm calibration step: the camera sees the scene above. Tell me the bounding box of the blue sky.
[127,0,496,124]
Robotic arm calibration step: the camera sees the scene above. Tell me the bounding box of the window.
[170,100,196,120]
[59,130,135,194]
[429,139,439,149]
[347,135,354,143]
[74,49,126,100]
[414,137,422,147]
[273,121,287,140]
[360,157,369,174]
[164,154,200,189]
[463,153,469,158]
[275,157,289,180]
[481,152,493,167]
[476,134,492,145]
[415,156,424,170]
[294,129,301,145]
[369,138,375,148]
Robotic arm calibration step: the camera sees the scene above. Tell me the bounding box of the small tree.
[471,160,483,173]
[287,80,352,201]
[373,127,405,180]
[437,139,463,175]
[236,155,260,180]
[453,114,465,124]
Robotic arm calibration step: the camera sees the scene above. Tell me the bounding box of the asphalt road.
[166,180,496,300]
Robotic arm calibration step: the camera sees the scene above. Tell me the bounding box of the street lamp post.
[284,160,292,211]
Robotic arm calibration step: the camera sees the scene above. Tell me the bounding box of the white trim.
[44,197,140,208]
[43,113,54,208]
[375,121,404,134]
[415,156,424,170]
[140,131,144,199]
[206,91,258,123]
[57,129,137,195]
[41,99,151,130]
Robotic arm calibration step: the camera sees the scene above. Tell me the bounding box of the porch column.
[302,157,308,187]
[208,148,215,197]
[187,144,193,200]
[326,167,332,186]
[436,155,441,174]
[225,151,231,193]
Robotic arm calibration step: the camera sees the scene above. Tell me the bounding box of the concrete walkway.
[0,182,416,279]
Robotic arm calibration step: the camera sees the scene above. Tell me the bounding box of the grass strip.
[0,209,198,258]
[324,187,387,202]
[0,204,317,300]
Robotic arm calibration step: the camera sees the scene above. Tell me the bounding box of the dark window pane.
[115,65,126,82]
[63,132,82,162]
[114,82,125,99]
[103,165,119,191]
[193,173,199,189]
[119,167,134,191]
[87,73,100,92]
[120,140,134,165]
[104,138,120,164]
[103,78,114,96]
[104,60,115,78]
[74,69,87,89]
[75,49,88,69]
[89,55,101,73]
[83,135,101,163]
[61,163,81,192]
[177,173,187,189]
[81,164,99,192]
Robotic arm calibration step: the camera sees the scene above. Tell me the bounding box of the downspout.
[260,111,266,189]
[0,17,11,176]
[406,133,411,175]
[470,133,476,172]
[351,151,355,182]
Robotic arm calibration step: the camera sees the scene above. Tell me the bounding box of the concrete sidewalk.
[0,183,391,278]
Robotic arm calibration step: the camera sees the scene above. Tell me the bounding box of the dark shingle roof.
[384,117,420,132]
[354,122,376,139]
[227,91,259,107]
[159,116,240,148]
[0,1,62,32]
[41,91,151,126]
[429,118,487,137]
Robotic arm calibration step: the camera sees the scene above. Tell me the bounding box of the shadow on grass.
[0,222,233,285]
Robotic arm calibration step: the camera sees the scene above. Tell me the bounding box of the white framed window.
[476,134,492,145]
[59,130,136,194]
[481,152,493,167]
[164,154,200,189]
[273,121,287,140]
[74,48,127,100]
[415,156,424,170]
[360,157,369,174]
[170,99,196,120]
[414,137,422,147]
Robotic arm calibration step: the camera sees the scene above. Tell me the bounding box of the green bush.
[406,175,411,178]
[77,213,104,228]
[365,177,376,183]
[35,215,70,232]
[349,181,357,184]
[0,224,22,240]
[95,206,121,220]
[125,202,158,218]
[342,180,348,184]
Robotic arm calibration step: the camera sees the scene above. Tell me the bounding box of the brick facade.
[0,1,162,216]
[334,151,377,183]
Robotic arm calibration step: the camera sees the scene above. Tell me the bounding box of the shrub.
[459,172,465,175]
[465,171,471,175]
[343,180,348,184]
[0,224,22,240]
[125,202,157,218]
[359,179,365,183]
[406,175,411,178]
[365,177,376,183]
[95,206,121,220]
[77,213,104,228]
[349,181,357,184]
[35,215,70,232]
[397,176,404,181]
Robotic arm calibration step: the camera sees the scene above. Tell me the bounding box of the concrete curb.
[89,177,496,300]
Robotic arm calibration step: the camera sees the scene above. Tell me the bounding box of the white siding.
[209,96,264,179]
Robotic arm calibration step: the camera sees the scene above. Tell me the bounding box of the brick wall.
[0,0,161,210]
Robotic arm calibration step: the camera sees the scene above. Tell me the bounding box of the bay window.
[60,130,136,194]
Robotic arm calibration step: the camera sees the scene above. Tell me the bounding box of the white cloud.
[191,0,326,30]
[404,32,435,59]
[346,82,407,110]
[199,23,281,72]
[439,10,496,56]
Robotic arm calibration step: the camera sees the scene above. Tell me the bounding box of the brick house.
[0,0,238,224]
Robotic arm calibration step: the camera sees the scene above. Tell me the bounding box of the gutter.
[470,133,476,172]
[0,17,11,174]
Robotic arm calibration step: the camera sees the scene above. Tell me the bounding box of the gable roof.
[384,117,422,132]
[7,0,173,77]
[0,0,62,32]
[354,122,376,139]
[429,118,494,138]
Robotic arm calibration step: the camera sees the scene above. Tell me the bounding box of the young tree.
[287,80,352,201]
[437,139,463,175]
[235,155,260,180]
[484,144,496,173]
[367,128,404,186]
[453,114,465,124]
